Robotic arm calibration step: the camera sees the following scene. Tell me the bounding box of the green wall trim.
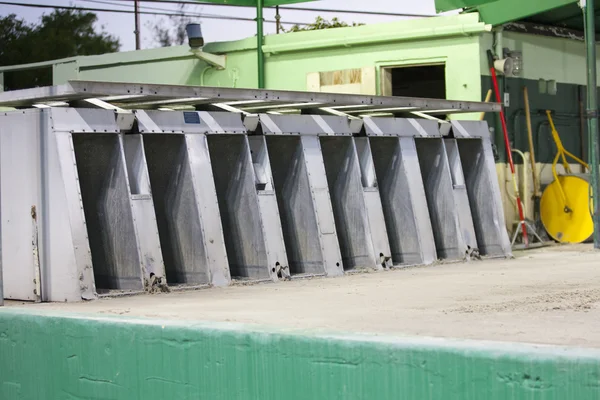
[205,37,257,53]
[261,13,485,55]
[1,309,599,399]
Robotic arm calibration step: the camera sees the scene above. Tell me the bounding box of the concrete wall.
[0,309,599,400]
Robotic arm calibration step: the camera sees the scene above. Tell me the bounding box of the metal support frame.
[208,133,287,282]
[362,117,437,265]
[122,134,167,286]
[275,5,281,34]
[0,81,508,303]
[511,220,544,248]
[256,114,344,277]
[444,137,479,252]
[71,111,165,294]
[1,110,49,301]
[321,135,378,270]
[354,137,393,268]
[209,133,271,280]
[257,0,265,89]
[190,49,227,70]
[138,110,288,284]
[415,129,472,261]
[134,0,141,50]
[137,110,231,287]
[450,120,512,258]
[0,109,148,301]
[0,81,501,116]
[248,136,290,280]
[74,131,145,291]
[145,133,223,286]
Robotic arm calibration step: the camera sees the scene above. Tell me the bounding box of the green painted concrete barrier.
[0,309,599,399]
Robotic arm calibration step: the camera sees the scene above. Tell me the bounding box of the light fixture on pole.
[186,23,227,70]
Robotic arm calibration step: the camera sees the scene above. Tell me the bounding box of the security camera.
[186,23,226,70]
[186,23,204,49]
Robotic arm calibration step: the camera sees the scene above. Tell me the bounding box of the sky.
[0,0,444,52]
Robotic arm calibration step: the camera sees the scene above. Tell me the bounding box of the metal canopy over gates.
[0,80,501,116]
[0,82,510,305]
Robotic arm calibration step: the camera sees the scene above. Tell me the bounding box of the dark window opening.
[384,65,446,99]
[3,67,52,92]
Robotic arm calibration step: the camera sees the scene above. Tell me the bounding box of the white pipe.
[511,149,529,218]
[494,27,503,59]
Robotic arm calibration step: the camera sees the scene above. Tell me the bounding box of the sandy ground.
[5,244,600,347]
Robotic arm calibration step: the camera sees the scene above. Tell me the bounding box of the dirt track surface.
[8,244,600,347]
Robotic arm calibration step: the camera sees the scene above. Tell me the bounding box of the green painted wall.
[7,13,598,102]
[480,32,600,84]
[1,309,600,400]
[265,36,481,101]
[51,46,206,86]
[49,13,486,105]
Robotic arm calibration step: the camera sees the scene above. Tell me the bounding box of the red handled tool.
[487,50,529,246]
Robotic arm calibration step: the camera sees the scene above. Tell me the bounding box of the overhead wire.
[1,0,434,30]
[0,1,307,25]
[1,0,434,53]
[104,0,435,18]
[82,0,255,19]
[81,0,293,23]
[80,0,428,29]
[83,0,196,14]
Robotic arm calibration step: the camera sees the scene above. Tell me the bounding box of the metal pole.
[257,0,265,88]
[276,5,281,34]
[134,0,141,50]
[583,0,600,248]
[523,86,539,197]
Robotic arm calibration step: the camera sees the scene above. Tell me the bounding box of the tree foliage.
[147,4,197,48]
[283,16,364,33]
[0,9,120,90]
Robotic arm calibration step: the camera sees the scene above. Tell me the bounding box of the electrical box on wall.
[538,79,558,95]
[547,80,558,95]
